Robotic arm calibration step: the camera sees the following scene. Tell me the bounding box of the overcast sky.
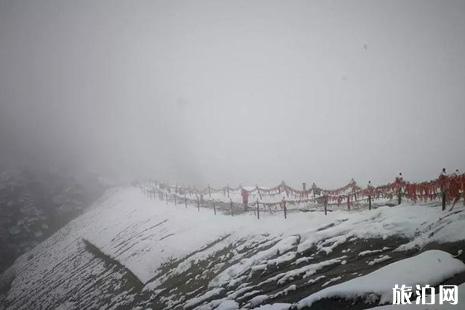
[1,0,464,188]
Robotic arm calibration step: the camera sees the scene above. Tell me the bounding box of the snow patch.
[296,250,465,308]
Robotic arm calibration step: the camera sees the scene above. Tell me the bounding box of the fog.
[1,0,465,188]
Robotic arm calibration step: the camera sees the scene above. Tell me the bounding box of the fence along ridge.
[139,171,465,218]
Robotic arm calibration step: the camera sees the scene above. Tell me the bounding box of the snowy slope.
[296,250,465,308]
[1,187,465,310]
[0,168,105,273]
[368,282,465,310]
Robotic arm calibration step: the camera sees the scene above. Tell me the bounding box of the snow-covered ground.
[296,250,465,308]
[367,282,465,310]
[1,186,465,310]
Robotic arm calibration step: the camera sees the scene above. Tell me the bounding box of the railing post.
[256,200,260,220]
[368,195,372,210]
[184,195,187,208]
[174,194,177,205]
[283,199,287,219]
[324,196,328,216]
[442,190,447,211]
[197,197,200,212]
[213,201,216,215]
[347,195,350,211]
[230,199,234,216]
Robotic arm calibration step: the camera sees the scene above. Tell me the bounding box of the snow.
[396,209,465,251]
[273,284,296,298]
[297,205,443,255]
[216,300,239,310]
[359,247,391,257]
[77,189,304,283]
[296,250,465,308]
[248,294,269,307]
[274,256,346,286]
[183,287,224,309]
[368,255,391,266]
[3,186,465,309]
[367,282,465,310]
[266,251,297,266]
[209,236,299,288]
[253,303,291,310]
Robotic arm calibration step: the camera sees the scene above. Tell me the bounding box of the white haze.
[1,0,465,188]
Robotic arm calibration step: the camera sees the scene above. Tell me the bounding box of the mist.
[1,0,465,188]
